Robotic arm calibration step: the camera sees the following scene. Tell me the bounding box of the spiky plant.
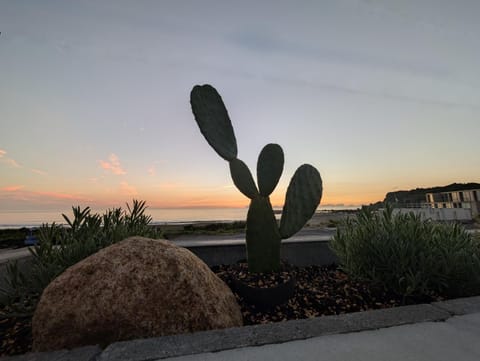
[191,84,323,273]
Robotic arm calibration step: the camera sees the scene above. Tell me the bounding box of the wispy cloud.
[1,185,24,192]
[4,158,21,168]
[32,169,47,176]
[0,149,22,168]
[229,27,448,78]
[148,165,156,176]
[120,181,138,196]
[264,73,480,110]
[0,188,86,205]
[35,190,84,200]
[98,153,126,175]
[88,175,105,184]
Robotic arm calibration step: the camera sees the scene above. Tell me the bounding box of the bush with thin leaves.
[330,205,480,301]
[0,200,161,315]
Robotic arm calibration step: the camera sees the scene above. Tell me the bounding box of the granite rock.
[32,237,242,351]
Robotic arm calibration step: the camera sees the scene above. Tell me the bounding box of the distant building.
[425,189,480,218]
[393,207,472,222]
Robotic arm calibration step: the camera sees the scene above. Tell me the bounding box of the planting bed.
[0,263,443,357]
[213,263,440,325]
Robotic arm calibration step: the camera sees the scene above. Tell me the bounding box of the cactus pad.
[279,164,323,239]
[229,159,259,199]
[190,85,238,161]
[257,143,284,197]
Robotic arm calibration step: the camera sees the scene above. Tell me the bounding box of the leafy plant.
[0,200,160,315]
[190,84,322,273]
[330,205,480,301]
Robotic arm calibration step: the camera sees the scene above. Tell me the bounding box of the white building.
[393,207,472,222]
[425,189,480,218]
[393,188,480,222]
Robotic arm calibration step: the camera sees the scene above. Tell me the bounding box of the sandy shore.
[305,211,357,228]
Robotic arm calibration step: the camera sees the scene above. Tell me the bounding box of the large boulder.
[32,237,243,351]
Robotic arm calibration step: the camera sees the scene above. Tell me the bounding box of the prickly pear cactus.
[191,84,323,273]
[190,85,237,161]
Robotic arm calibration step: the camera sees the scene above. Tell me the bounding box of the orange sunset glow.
[1,1,479,224]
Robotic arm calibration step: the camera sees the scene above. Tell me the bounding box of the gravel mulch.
[0,314,32,356]
[0,263,442,357]
[211,263,439,325]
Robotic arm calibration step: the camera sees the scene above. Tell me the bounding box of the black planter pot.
[232,275,296,309]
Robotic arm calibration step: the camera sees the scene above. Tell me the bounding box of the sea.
[0,206,358,229]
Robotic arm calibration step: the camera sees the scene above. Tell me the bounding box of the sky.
[0,0,479,212]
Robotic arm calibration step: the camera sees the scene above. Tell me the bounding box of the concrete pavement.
[152,312,480,361]
[0,247,33,264]
[90,297,480,361]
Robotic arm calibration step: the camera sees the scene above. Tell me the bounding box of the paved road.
[0,247,33,264]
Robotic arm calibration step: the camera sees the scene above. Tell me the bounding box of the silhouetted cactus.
[191,84,322,273]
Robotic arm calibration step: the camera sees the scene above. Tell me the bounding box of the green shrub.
[330,205,480,301]
[0,200,161,315]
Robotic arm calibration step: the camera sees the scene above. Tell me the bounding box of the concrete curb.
[0,238,337,289]
[98,303,451,361]
[1,346,101,361]
[3,297,480,361]
[432,295,480,315]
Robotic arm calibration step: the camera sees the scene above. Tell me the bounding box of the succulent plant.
[191,84,323,273]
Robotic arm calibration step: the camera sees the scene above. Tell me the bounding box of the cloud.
[35,190,83,200]
[148,165,156,176]
[0,157,22,168]
[264,73,480,110]
[0,188,86,207]
[1,185,24,192]
[120,181,138,196]
[55,39,72,54]
[88,175,105,184]
[0,149,22,168]
[2,158,21,168]
[32,169,47,175]
[98,153,126,175]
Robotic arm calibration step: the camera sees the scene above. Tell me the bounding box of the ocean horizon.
[0,205,359,229]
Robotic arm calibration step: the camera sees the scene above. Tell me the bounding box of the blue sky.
[0,0,479,211]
